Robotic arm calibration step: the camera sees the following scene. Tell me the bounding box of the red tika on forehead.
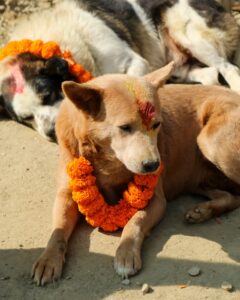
[137,100,156,129]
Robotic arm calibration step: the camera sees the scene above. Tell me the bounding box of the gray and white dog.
[0,0,239,140]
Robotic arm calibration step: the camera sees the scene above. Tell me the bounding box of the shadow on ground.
[1,196,240,300]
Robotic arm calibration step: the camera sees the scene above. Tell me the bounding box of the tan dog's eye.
[119,124,132,133]
[152,122,161,130]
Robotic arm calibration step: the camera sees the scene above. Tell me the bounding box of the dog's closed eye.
[119,124,132,133]
[152,121,161,130]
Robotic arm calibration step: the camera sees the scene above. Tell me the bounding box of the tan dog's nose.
[142,160,160,173]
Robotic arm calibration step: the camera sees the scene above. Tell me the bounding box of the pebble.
[221,281,233,292]
[188,266,201,277]
[0,276,10,280]
[141,283,151,295]
[121,279,130,285]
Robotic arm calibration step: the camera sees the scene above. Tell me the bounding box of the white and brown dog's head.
[62,63,174,174]
[0,53,74,139]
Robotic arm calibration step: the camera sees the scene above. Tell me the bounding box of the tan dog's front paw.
[31,247,65,286]
[114,240,142,278]
[184,204,213,223]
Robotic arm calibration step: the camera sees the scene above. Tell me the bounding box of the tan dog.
[32,63,240,285]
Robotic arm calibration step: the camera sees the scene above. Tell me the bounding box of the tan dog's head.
[62,63,174,174]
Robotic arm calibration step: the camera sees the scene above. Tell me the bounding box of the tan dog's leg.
[184,189,240,223]
[114,185,166,278]
[32,149,79,286]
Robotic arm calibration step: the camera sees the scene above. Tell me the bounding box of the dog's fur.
[218,0,232,12]
[0,0,240,140]
[31,63,240,285]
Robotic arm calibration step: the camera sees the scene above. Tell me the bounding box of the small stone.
[221,281,233,292]
[141,283,151,295]
[65,276,72,280]
[122,278,130,285]
[188,266,201,277]
[0,276,10,280]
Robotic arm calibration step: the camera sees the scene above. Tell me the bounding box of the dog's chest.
[90,158,133,205]
[90,156,133,189]
[97,164,132,188]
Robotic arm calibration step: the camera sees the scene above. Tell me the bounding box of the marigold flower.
[30,40,44,56]
[18,39,32,53]
[41,41,61,59]
[86,205,107,227]
[80,71,93,82]
[62,50,73,60]
[67,157,93,178]
[69,175,96,191]
[5,41,19,55]
[73,185,99,203]
[123,183,153,209]
[70,64,84,75]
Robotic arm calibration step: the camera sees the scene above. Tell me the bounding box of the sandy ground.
[1,1,240,299]
[1,117,240,300]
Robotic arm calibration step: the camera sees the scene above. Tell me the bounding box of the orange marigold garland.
[0,39,93,83]
[67,157,164,232]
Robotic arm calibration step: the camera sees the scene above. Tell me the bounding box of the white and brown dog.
[0,0,239,140]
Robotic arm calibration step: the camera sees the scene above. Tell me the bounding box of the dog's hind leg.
[184,189,240,223]
[114,184,166,278]
[186,100,240,224]
[186,66,220,86]
[182,37,240,93]
[125,53,150,76]
[162,0,239,89]
[172,65,220,85]
[197,99,240,186]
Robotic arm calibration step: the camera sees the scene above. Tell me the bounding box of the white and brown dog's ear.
[62,81,103,117]
[144,61,175,88]
[0,56,16,85]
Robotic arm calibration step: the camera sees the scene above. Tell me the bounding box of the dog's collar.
[0,39,93,83]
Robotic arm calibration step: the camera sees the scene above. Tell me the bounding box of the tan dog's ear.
[144,61,175,88]
[62,81,103,117]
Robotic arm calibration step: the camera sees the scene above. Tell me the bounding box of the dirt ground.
[1,118,240,300]
[1,1,240,300]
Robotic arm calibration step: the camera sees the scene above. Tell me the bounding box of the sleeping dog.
[32,63,240,285]
[0,0,239,140]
